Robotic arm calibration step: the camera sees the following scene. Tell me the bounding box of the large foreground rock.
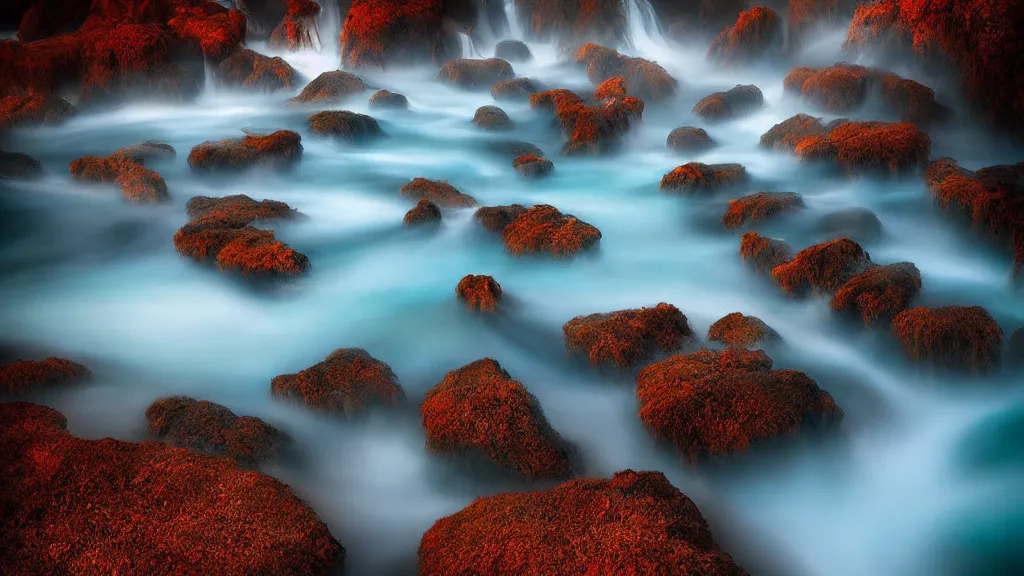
[217,48,299,93]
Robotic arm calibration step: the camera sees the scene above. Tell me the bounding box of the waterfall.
[623,0,668,54]
[503,0,523,40]
[459,32,479,58]
[318,0,343,57]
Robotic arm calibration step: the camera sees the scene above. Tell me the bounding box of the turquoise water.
[1,4,1023,575]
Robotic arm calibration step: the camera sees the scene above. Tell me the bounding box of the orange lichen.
[783,66,819,94]
[70,151,169,204]
[340,0,453,69]
[404,199,442,226]
[563,303,695,369]
[270,348,405,416]
[512,154,553,179]
[400,177,477,207]
[707,5,784,66]
[759,113,830,150]
[474,204,528,232]
[308,110,382,142]
[455,274,502,312]
[692,84,764,122]
[891,306,1003,372]
[667,126,716,151]
[572,43,676,101]
[795,121,931,175]
[594,76,627,101]
[472,105,512,130]
[419,358,575,479]
[1,357,91,395]
[740,232,792,273]
[187,130,303,172]
[290,70,365,103]
[0,402,343,575]
[637,348,843,461]
[438,58,515,90]
[419,469,747,575]
[660,162,747,194]
[166,2,247,61]
[491,77,537,100]
[800,63,878,112]
[707,312,780,348]
[215,231,310,278]
[771,237,871,295]
[830,262,922,326]
[879,72,949,126]
[723,191,804,229]
[0,94,75,130]
[217,48,298,93]
[501,204,602,257]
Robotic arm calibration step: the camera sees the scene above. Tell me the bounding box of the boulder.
[472,105,512,130]
[308,110,383,142]
[270,348,405,416]
[0,94,75,131]
[530,88,643,155]
[289,70,365,104]
[593,76,627,102]
[456,274,502,312]
[707,313,780,348]
[475,204,528,233]
[707,6,785,66]
[70,153,170,204]
[110,140,176,164]
[400,178,477,207]
[0,402,343,575]
[217,48,299,93]
[783,66,819,95]
[145,396,289,467]
[637,348,844,460]
[420,358,576,479]
[573,43,677,102]
[368,89,408,109]
[512,154,553,179]
[660,162,747,194]
[510,0,627,48]
[1,357,91,395]
[879,72,951,126]
[692,84,764,122]
[501,204,602,257]
[759,112,838,151]
[771,238,871,296]
[830,262,922,326]
[491,77,537,100]
[794,121,931,175]
[799,63,878,113]
[891,306,1003,372]
[403,199,442,226]
[0,150,43,179]
[740,232,792,274]
[818,207,883,243]
[437,58,515,90]
[667,126,716,152]
[494,39,531,61]
[564,303,695,369]
[340,0,458,68]
[268,0,320,51]
[723,191,804,229]
[187,130,303,173]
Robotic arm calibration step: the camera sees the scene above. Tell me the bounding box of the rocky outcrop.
[404,199,442,226]
[491,78,537,100]
[707,6,785,66]
[512,154,553,179]
[340,0,459,68]
[308,110,383,142]
[368,89,408,109]
[722,191,804,229]
[740,232,792,273]
[707,313,780,348]
[289,70,365,103]
[771,238,871,296]
[70,146,173,204]
[400,178,477,207]
[793,121,931,176]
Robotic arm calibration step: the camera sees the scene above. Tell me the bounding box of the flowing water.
[2,3,1023,575]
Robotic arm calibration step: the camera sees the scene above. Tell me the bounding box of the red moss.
[0,94,75,131]
[707,313,780,348]
[167,2,247,61]
[70,152,169,204]
[660,162,748,194]
[707,6,784,66]
[217,48,298,93]
[572,43,676,102]
[692,84,764,122]
[215,231,310,278]
[759,113,830,150]
[1,357,91,395]
[723,191,804,229]
[185,194,297,224]
[472,105,512,130]
[340,0,453,69]
[667,126,716,151]
[188,130,303,172]
[801,63,878,113]
[400,177,477,207]
[456,274,502,312]
[879,72,950,126]
[290,70,365,103]
[491,77,537,100]
[512,154,553,179]
[474,204,527,232]
[270,348,405,416]
[368,89,408,109]
[419,469,746,575]
[771,237,870,295]
[830,262,922,326]
[594,76,627,102]
[563,303,695,369]
[532,90,643,155]
[438,58,515,90]
[69,155,124,183]
[637,348,844,461]
[0,402,343,575]
[145,396,289,466]
[891,306,1003,372]
[740,232,792,273]
[269,1,320,52]
[308,110,382,142]
[795,121,931,175]
[419,358,575,479]
[501,204,602,257]
[403,199,442,226]
[783,66,819,94]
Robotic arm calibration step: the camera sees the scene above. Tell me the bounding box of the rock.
[722,191,804,229]
[530,88,643,155]
[340,0,458,68]
[403,199,442,226]
[771,238,871,296]
[501,204,602,257]
[707,313,780,348]
[14,0,89,42]
[667,126,716,152]
[491,77,537,100]
[892,306,1003,372]
[510,0,627,48]
[799,63,878,113]
[420,358,575,479]
[512,154,553,179]
[594,76,628,102]
[573,43,677,102]
[1,357,91,395]
[475,204,527,232]
[795,121,931,175]
[270,348,405,416]
[759,113,837,151]
[217,48,299,93]
[400,178,477,207]
[830,262,922,326]
[213,228,312,278]
[235,0,289,34]
[707,6,785,66]
[637,348,844,460]
[692,84,764,122]
[818,207,883,243]
[0,149,43,179]
[289,70,365,104]
[456,274,502,312]
[494,39,531,61]
[438,58,515,90]
[145,396,289,467]
[0,94,75,131]
[879,72,951,126]
[783,66,819,95]
[1009,328,1024,368]
[420,468,747,575]
[70,154,170,204]
[564,303,695,369]
[110,140,176,164]
[472,105,512,130]
[0,402,344,575]
[188,130,303,173]
[368,89,408,109]
[485,140,544,159]
[185,194,297,223]
[308,110,383,142]
[268,0,320,51]
[660,162,747,194]
[788,0,860,40]
[740,232,792,274]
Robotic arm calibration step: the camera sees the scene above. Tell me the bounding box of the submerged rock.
[573,43,677,102]
[563,303,695,369]
[289,71,365,104]
[512,154,553,179]
[722,191,804,229]
[707,6,784,66]
[501,204,602,257]
[740,232,792,274]
[0,94,75,131]
[772,238,871,296]
[472,105,512,130]
[456,274,502,312]
[270,348,405,416]
[494,39,532,62]
[707,313,781,348]
[188,130,303,173]
[400,178,477,207]
[491,77,537,100]
[667,126,716,152]
[70,152,169,204]
[368,89,408,109]
[831,262,922,327]
[474,204,528,233]
[308,110,383,142]
[891,306,1003,372]
[0,149,43,179]
[1,357,91,395]
[660,162,747,194]
[794,121,931,176]
[403,199,442,227]
[437,58,515,90]
[217,48,299,93]
[692,84,764,122]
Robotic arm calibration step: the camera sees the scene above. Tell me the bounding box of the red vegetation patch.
[800,63,878,113]
[456,274,502,312]
[400,177,477,207]
[563,303,695,369]
[660,162,747,194]
[530,87,643,155]
[271,348,405,416]
[740,232,792,273]
[830,262,922,326]
[573,43,676,101]
[475,204,527,232]
[472,105,512,130]
[637,348,844,461]
[491,77,537,100]
[70,152,169,204]
[692,84,764,122]
[419,469,747,576]
[167,1,247,61]
[723,191,804,229]
[340,0,454,69]
[891,306,1003,372]
[0,94,75,131]
[795,121,931,175]
[215,230,310,278]
[667,126,716,152]
[438,58,515,90]
[707,6,784,66]
[308,110,382,142]
[217,48,298,93]
[404,198,442,226]
[368,89,408,109]
[188,130,303,172]
[1,357,91,395]
[759,113,833,150]
[501,204,602,257]
[783,66,819,94]
[419,358,575,480]
[269,0,320,52]
[771,237,871,296]
[512,154,553,179]
[289,70,365,103]
[594,76,627,102]
[145,396,289,466]
[707,312,780,348]
[0,402,343,575]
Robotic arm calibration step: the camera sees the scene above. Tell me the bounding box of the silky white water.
[1,6,1022,576]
